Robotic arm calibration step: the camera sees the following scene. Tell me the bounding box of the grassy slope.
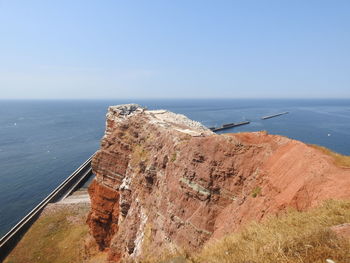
[310,144,350,168]
[142,201,350,263]
[4,204,106,263]
[147,145,350,263]
[191,200,350,263]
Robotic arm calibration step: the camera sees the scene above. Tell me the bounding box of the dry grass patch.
[310,144,350,168]
[170,152,177,162]
[4,204,102,263]
[130,144,149,168]
[191,200,350,263]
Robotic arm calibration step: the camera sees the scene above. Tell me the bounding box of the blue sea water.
[0,99,350,237]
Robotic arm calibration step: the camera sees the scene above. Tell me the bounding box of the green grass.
[251,186,262,198]
[170,152,177,162]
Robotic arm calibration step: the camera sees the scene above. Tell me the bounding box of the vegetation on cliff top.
[4,204,106,263]
[310,144,350,168]
[192,200,350,263]
[148,200,350,263]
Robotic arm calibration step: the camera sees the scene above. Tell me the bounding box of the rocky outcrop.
[87,104,350,262]
[330,223,350,240]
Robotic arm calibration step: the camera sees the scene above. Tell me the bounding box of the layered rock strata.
[87,104,350,262]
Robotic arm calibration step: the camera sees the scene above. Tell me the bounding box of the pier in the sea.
[261,112,289,120]
[210,121,250,132]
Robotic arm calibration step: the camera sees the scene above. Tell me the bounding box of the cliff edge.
[87,104,350,262]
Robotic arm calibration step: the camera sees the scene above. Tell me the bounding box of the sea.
[0,99,350,237]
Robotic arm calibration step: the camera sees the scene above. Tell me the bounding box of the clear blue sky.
[1,0,350,99]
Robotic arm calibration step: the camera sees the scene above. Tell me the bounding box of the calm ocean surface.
[0,99,350,237]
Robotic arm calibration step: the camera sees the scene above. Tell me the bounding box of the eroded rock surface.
[87,104,350,262]
[330,223,350,240]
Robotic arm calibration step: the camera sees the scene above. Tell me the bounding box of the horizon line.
[1,97,350,101]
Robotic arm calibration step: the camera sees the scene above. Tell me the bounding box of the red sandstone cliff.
[87,104,350,262]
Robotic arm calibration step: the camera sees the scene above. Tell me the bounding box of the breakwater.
[209,121,250,132]
[261,112,289,120]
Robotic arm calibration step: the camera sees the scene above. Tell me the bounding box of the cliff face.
[87,104,350,262]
